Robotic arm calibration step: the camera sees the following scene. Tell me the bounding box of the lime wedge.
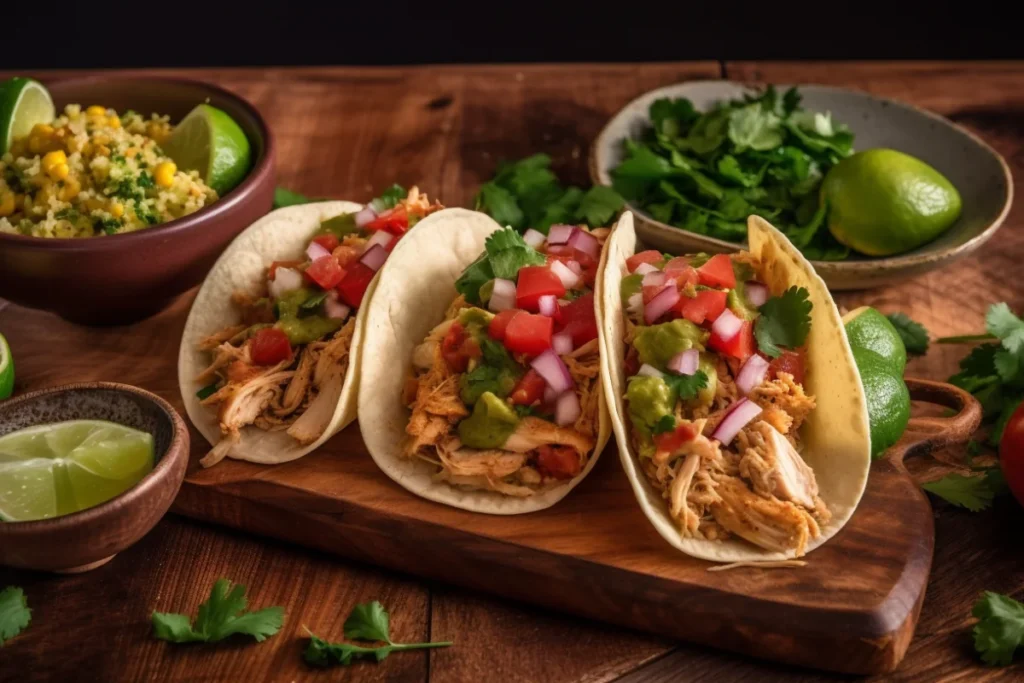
[0,420,154,521]
[0,334,13,400]
[162,103,251,196]
[0,77,55,154]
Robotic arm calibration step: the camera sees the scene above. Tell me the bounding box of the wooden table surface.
[2,61,1023,682]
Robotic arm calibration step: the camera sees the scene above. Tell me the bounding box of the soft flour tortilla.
[178,201,370,465]
[598,212,871,562]
[358,208,612,514]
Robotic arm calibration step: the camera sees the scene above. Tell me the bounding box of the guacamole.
[633,319,707,369]
[458,391,520,448]
[626,375,676,437]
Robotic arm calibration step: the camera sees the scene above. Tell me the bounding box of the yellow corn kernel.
[124,147,138,158]
[28,137,42,154]
[95,145,110,157]
[0,190,14,217]
[154,161,176,188]
[31,123,54,137]
[41,150,68,179]
[110,202,124,218]
[52,163,70,181]
[86,105,106,117]
[59,177,80,202]
[107,116,121,129]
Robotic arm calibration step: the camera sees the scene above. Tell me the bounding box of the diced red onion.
[633,262,659,276]
[354,206,377,227]
[711,398,763,445]
[644,286,680,324]
[552,330,573,355]
[642,271,666,288]
[531,350,573,394]
[711,308,743,341]
[306,241,331,262]
[745,281,769,307]
[543,385,558,404]
[668,349,699,375]
[566,260,583,276]
[365,230,393,251]
[268,267,303,299]
[523,228,546,248]
[550,259,581,289]
[548,224,576,245]
[736,354,770,395]
[626,292,644,318]
[538,295,558,317]
[324,293,351,320]
[554,390,581,427]
[567,229,600,259]
[488,278,517,312]
[359,244,388,272]
[637,363,664,378]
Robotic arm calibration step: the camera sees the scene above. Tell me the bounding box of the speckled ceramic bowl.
[0,383,188,572]
[590,81,1013,290]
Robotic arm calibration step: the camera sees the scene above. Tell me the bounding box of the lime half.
[0,77,55,154]
[162,103,251,196]
[0,334,12,400]
[0,420,154,521]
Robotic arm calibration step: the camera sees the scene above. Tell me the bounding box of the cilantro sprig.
[973,591,1024,666]
[753,287,812,358]
[454,228,546,305]
[663,370,709,402]
[304,600,452,667]
[921,469,1008,512]
[0,586,31,646]
[152,579,284,644]
[886,312,929,356]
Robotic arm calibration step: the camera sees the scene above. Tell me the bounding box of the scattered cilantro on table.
[0,586,31,646]
[151,579,284,644]
[304,600,452,667]
[886,312,929,356]
[753,287,812,358]
[921,470,1007,512]
[454,228,546,304]
[972,591,1024,666]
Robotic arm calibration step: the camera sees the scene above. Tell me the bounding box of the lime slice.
[0,334,13,400]
[0,77,55,154]
[162,103,251,196]
[0,420,154,521]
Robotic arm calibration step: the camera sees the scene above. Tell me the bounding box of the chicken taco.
[599,212,871,562]
[179,186,443,467]
[359,210,612,513]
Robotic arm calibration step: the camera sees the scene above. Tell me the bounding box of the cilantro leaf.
[0,586,31,646]
[950,343,1001,393]
[453,255,494,305]
[195,382,219,401]
[652,415,677,434]
[987,303,1024,353]
[273,187,315,209]
[972,591,1024,666]
[370,184,406,212]
[886,312,929,356]
[575,186,624,227]
[663,371,709,402]
[483,228,546,280]
[344,601,391,642]
[728,105,784,152]
[921,471,1006,511]
[754,287,812,358]
[475,182,524,229]
[152,578,284,644]
[650,97,699,138]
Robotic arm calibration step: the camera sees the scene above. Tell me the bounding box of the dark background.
[3,3,1020,69]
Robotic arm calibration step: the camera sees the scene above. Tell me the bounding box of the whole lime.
[850,346,911,459]
[822,148,961,257]
[843,306,907,376]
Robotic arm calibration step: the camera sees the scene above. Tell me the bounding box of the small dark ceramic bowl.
[0,76,275,325]
[0,383,188,572]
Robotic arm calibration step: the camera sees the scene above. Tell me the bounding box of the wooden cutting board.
[174,374,980,676]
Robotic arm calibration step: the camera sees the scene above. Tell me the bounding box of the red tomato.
[365,205,410,235]
[1000,402,1024,509]
[311,234,339,252]
[249,328,292,365]
[441,322,482,373]
[664,258,699,287]
[709,320,755,361]
[305,255,345,290]
[652,422,699,453]
[767,349,806,385]
[488,309,520,341]
[510,369,547,406]
[558,293,598,347]
[624,346,640,378]
[571,248,600,287]
[697,254,736,289]
[336,262,376,308]
[504,312,554,356]
[674,289,727,325]
[536,445,581,480]
[516,266,566,312]
[269,260,304,279]
[626,250,663,273]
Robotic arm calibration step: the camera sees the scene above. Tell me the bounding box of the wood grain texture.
[0,61,1022,682]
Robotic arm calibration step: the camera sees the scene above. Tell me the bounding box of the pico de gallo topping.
[403,225,607,495]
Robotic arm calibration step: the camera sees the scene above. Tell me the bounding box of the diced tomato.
[697,254,736,289]
[365,205,409,235]
[558,293,598,347]
[545,244,575,258]
[624,346,640,378]
[572,248,600,287]
[664,258,699,287]
[767,349,806,385]
[488,309,520,342]
[311,234,339,252]
[305,255,345,290]
[626,250,663,273]
[516,266,566,312]
[336,261,376,308]
[504,312,553,356]
[249,328,292,366]
[332,245,361,268]
[441,322,482,373]
[652,421,699,453]
[674,289,728,325]
[268,259,304,279]
[510,369,547,406]
[709,320,755,361]
[536,445,581,480]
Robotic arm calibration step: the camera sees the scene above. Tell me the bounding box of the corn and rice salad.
[0,104,217,238]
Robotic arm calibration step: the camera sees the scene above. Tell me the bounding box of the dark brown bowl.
[0,383,188,572]
[0,76,275,325]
